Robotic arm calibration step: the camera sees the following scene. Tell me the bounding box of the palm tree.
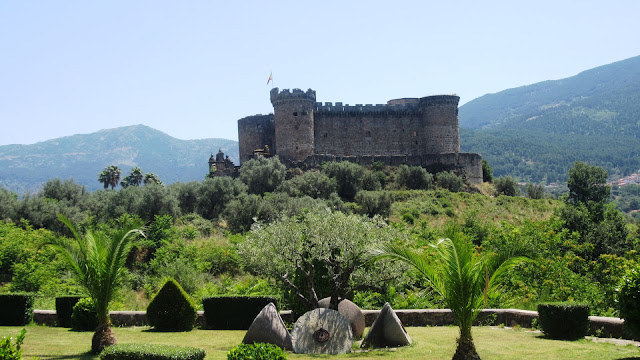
[49,214,144,354]
[98,165,122,190]
[143,173,163,185]
[121,167,144,188]
[374,226,527,360]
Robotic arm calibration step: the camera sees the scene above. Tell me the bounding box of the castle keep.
[238,88,483,184]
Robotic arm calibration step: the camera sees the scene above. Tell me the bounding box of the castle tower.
[418,95,460,154]
[270,88,316,162]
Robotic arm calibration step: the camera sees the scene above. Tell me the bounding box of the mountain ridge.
[0,124,239,194]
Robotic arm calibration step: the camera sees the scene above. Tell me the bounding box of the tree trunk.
[452,337,481,360]
[91,324,117,354]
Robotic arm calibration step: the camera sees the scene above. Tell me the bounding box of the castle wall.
[237,114,274,164]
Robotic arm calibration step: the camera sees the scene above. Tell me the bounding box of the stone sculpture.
[317,297,365,339]
[291,308,353,354]
[242,303,293,350]
[361,302,412,348]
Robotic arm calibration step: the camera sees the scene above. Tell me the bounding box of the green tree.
[239,211,405,311]
[121,167,144,188]
[567,161,610,219]
[239,156,286,195]
[143,173,163,186]
[322,161,365,200]
[482,160,493,183]
[47,214,145,354]
[394,165,433,190]
[525,183,544,199]
[437,171,464,192]
[98,165,122,190]
[494,176,520,196]
[277,171,337,199]
[374,227,526,360]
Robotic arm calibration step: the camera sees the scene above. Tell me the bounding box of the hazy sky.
[1,1,639,145]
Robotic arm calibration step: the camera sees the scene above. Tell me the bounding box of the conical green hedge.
[146,278,197,331]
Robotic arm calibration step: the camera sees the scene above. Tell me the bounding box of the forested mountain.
[0,125,238,193]
[460,55,640,183]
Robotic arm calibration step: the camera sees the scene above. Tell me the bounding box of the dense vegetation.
[460,55,640,183]
[0,157,638,320]
[0,124,238,194]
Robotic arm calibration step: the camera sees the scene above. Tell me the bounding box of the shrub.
[100,343,205,360]
[0,293,34,325]
[55,296,83,327]
[618,268,640,338]
[394,165,433,190]
[71,297,98,331]
[227,343,287,360]
[494,176,520,196]
[354,190,393,217]
[0,328,26,360]
[537,302,590,340]
[202,296,278,330]
[147,278,197,331]
[436,171,463,192]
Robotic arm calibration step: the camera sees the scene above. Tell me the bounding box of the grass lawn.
[1,325,638,360]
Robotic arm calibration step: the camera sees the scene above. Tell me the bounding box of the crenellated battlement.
[419,95,460,107]
[238,87,480,182]
[270,87,316,106]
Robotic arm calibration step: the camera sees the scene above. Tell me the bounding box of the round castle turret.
[270,88,316,163]
[418,95,460,154]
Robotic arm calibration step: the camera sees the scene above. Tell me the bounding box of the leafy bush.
[239,156,286,195]
[277,171,337,199]
[494,176,520,196]
[100,343,205,360]
[394,165,433,190]
[227,343,287,360]
[202,296,278,330]
[72,297,98,331]
[537,302,590,340]
[436,171,463,192]
[55,296,83,327]
[0,293,34,325]
[618,268,640,338]
[322,161,364,200]
[147,278,197,331]
[354,190,393,217]
[0,328,26,360]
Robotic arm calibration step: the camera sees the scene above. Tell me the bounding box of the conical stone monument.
[242,303,293,350]
[291,308,353,354]
[361,302,412,348]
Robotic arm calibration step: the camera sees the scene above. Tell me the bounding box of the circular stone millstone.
[318,297,365,339]
[291,308,353,354]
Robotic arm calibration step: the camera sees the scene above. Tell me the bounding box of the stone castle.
[237,88,482,183]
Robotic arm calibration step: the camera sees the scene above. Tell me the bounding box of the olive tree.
[238,210,405,311]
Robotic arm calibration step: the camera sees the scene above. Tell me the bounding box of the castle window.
[415,141,418,145]
[302,111,308,115]
[293,112,298,116]
[366,131,371,137]
[323,133,328,138]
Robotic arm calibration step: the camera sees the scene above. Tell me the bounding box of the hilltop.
[0,125,238,193]
[460,55,640,183]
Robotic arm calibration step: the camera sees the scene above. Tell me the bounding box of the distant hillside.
[0,125,239,193]
[460,55,640,183]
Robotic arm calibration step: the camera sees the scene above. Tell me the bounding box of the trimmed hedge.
[202,296,278,330]
[618,268,640,338]
[72,297,98,331]
[538,302,590,340]
[147,278,197,331]
[0,293,34,325]
[99,343,205,360]
[55,296,83,328]
[227,343,287,360]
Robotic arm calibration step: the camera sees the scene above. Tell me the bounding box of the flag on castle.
[267,72,273,85]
